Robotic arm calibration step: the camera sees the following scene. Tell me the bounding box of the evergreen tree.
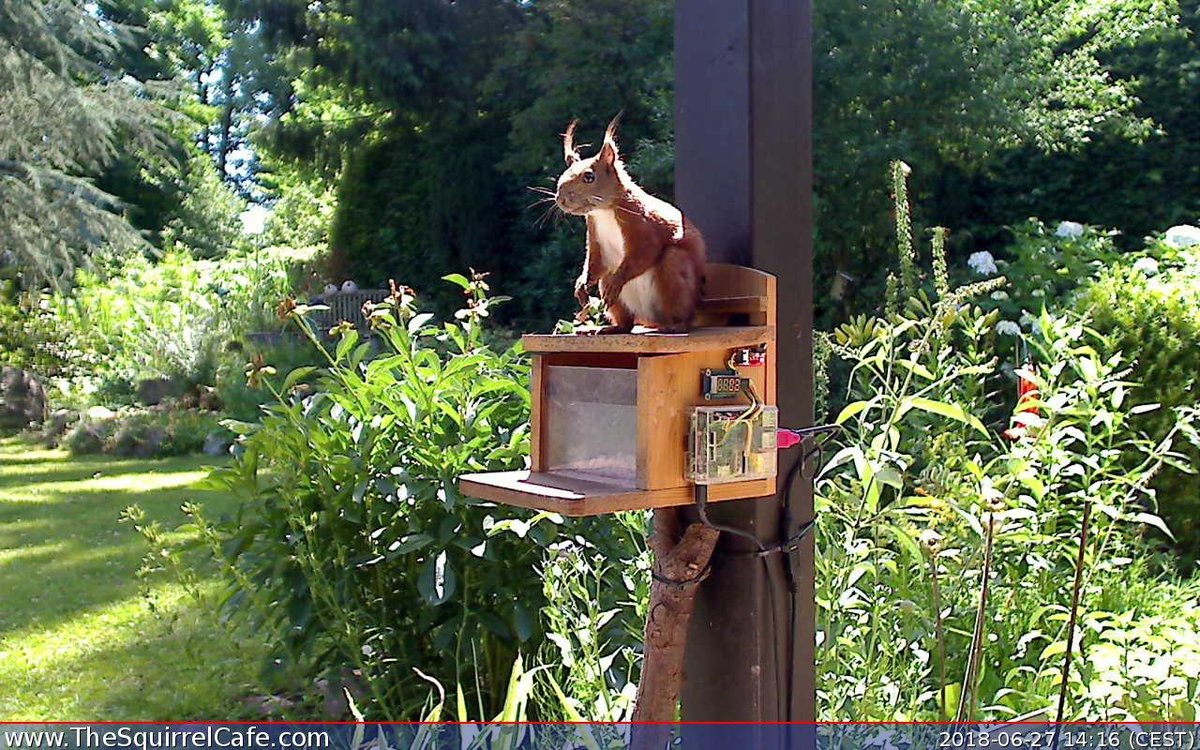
[0,0,172,288]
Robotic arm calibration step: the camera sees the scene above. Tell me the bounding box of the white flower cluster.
[1165,225,1200,249]
[1055,221,1085,239]
[967,250,998,275]
[1132,257,1160,276]
[995,320,1022,337]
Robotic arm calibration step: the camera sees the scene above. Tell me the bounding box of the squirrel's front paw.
[598,279,622,309]
[574,277,590,307]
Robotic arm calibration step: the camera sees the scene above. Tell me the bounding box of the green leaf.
[545,674,592,729]
[1040,640,1068,661]
[895,358,935,380]
[389,533,433,556]
[283,366,317,392]
[456,682,469,722]
[884,523,922,563]
[1132,512,1175,540]
[836,399,874,424]
[442,273,471,290]
[941,683,961,718]
[408,312,435,333]
[335,328,360,361]
[496,654,524,722]
[875,464,903,489]
[906,396,990,437]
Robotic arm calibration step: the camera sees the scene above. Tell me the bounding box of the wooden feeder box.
[461,264,777,516]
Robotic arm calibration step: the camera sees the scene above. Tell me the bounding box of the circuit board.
[687,405,779,485]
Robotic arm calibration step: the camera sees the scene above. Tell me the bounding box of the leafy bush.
[0,290,95,380]
[961,5,1200,255]
[172,275,562,719]
[1074,246,1200,559]
[971,220,1122,332]
[46,248,314,401]
[212,337,323,423]
[160,151,250,260]
[534,518,649,722]
[822,299,1199,719]
[261,168,337,250]
[811,0,1178,323]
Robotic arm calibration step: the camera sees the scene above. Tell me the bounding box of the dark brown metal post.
[676,0,815,726]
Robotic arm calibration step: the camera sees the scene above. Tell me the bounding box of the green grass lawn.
[0,437,263,720]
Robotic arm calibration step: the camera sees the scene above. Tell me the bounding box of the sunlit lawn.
[0,437,262,720]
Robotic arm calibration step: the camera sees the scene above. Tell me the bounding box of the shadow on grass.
[0,454,220,493]
[0,441,237,641]
[0,452,71,467]
[0,587,269,721]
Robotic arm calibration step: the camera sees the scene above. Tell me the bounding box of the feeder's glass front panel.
[688,405,779,484]
[544,365,638,482]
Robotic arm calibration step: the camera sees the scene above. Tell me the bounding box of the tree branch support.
[631,507,720,750]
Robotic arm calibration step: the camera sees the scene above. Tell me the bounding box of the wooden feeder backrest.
[694,263,775,328]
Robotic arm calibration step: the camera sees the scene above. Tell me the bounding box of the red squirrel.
[554,116,706,334]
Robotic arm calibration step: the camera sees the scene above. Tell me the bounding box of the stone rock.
[42,409,78,445]
[66,422,106,454]
[130,426,169,458]
[85,405,116,421]
[136,377,183,406]
[0,367,48,430]
[203,430,232,457]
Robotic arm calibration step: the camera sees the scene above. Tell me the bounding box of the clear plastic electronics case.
[688,405,779,485]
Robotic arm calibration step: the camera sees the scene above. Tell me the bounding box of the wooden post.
[675,0,815,726]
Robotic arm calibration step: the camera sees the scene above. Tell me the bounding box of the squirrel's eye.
[582,170,596,184]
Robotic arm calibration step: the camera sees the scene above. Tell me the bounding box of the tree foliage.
[0,0,172,287]
[5,0,1190,316]
[963,3,1200,250]
[225,0,673,323]
[813,0,1181,321]
[214,0,1185,327]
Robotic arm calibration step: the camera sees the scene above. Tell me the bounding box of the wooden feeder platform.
[522,324,772,355]
[461,264,778,517]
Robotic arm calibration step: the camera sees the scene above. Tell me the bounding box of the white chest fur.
[589,209,658,320]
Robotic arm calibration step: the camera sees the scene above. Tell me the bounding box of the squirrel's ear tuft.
[602,112,622,151]
[563,120,581,165]
[598,139,617,168]
[598,112,622,168]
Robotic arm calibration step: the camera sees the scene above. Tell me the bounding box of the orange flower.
[1004,366,1040,441]
[1017,369,1039,413]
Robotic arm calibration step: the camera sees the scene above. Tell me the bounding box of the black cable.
[651,561,712,588]
[694,484,768,552]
